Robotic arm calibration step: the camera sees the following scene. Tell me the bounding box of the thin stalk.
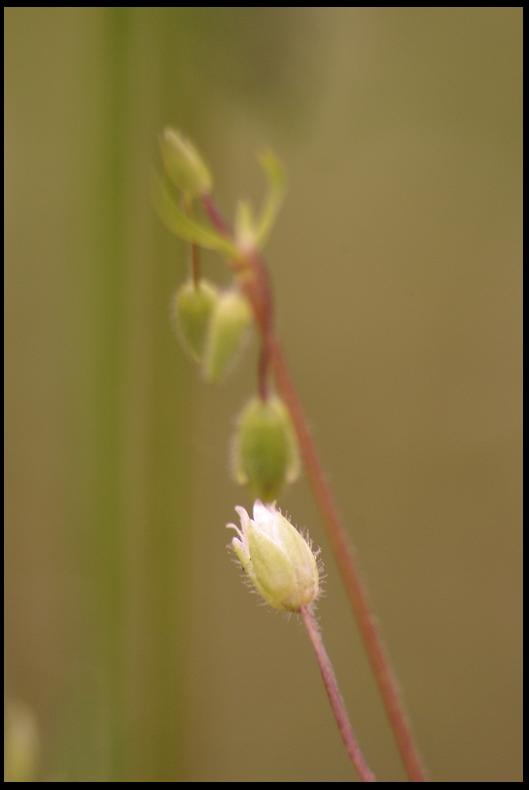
[183,201,201,287]
[190,243,201,287]
[182,198,202,288]
[201,193,427,782]
[300,606,376,782]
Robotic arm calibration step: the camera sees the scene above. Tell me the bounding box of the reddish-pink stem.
[201,193,427,782]
[270,337,426,782]
[202,193,229,236]
[301,605,376,782]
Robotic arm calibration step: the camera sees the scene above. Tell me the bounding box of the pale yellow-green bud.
[171,279,219,363]
[203,290,252,381]
[160,128,212,199]
[4,701,40,782]
[232,395,300,502]
[228,501,319,611]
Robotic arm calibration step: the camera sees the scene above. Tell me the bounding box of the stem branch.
[201,193,427,782]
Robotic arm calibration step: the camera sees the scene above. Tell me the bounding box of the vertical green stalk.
[120,8,195,779]
[94,7,132,777]
[139,11,194,778]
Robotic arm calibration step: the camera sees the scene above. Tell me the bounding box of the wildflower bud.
[171,279,219,362]
[160,128,212,198]
[232,395,300,502]
[203,290,252,381]
[4,701,39,782]
[228,501,319,611]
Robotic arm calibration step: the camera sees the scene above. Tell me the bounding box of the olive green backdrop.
[5,7,522,781]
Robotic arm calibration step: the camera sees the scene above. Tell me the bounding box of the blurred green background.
[4,7,522,782]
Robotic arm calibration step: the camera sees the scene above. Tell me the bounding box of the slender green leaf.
[152,173,237,255]
[254,150,287,248]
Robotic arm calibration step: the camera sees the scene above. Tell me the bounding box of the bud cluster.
[156,129,318,613]
[153,131,384,785]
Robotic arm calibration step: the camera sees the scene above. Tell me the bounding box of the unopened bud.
[160,128,212,199]
[4,701,40,783]
[203,290,252,381]
[171,279,219,362]
[232,395,300,502]
[228,501,319,611]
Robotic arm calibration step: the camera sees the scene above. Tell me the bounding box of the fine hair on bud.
[232,395,300,502]
[228,501,320,612]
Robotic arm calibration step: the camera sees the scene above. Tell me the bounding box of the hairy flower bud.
[203,290,252,381]
[171,279,219,363]
[232,395,300,502]
[228,501,319,611]
[160,128,212,199]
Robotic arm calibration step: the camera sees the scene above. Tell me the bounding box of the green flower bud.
[203,290,252,381]
[232,395,300,502]
[160,128,212,199]
[171,279,219,362]
[228,501,319,611]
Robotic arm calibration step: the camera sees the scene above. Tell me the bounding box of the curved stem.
[201,193,427,782]
[301,605,375,782]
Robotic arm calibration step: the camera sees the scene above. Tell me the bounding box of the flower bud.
[160,128,212,199]
[203,290,252,381]
[232,395,300,502]
[4,701,39,782]
[171,279,219,362]
[228,501,319,611]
